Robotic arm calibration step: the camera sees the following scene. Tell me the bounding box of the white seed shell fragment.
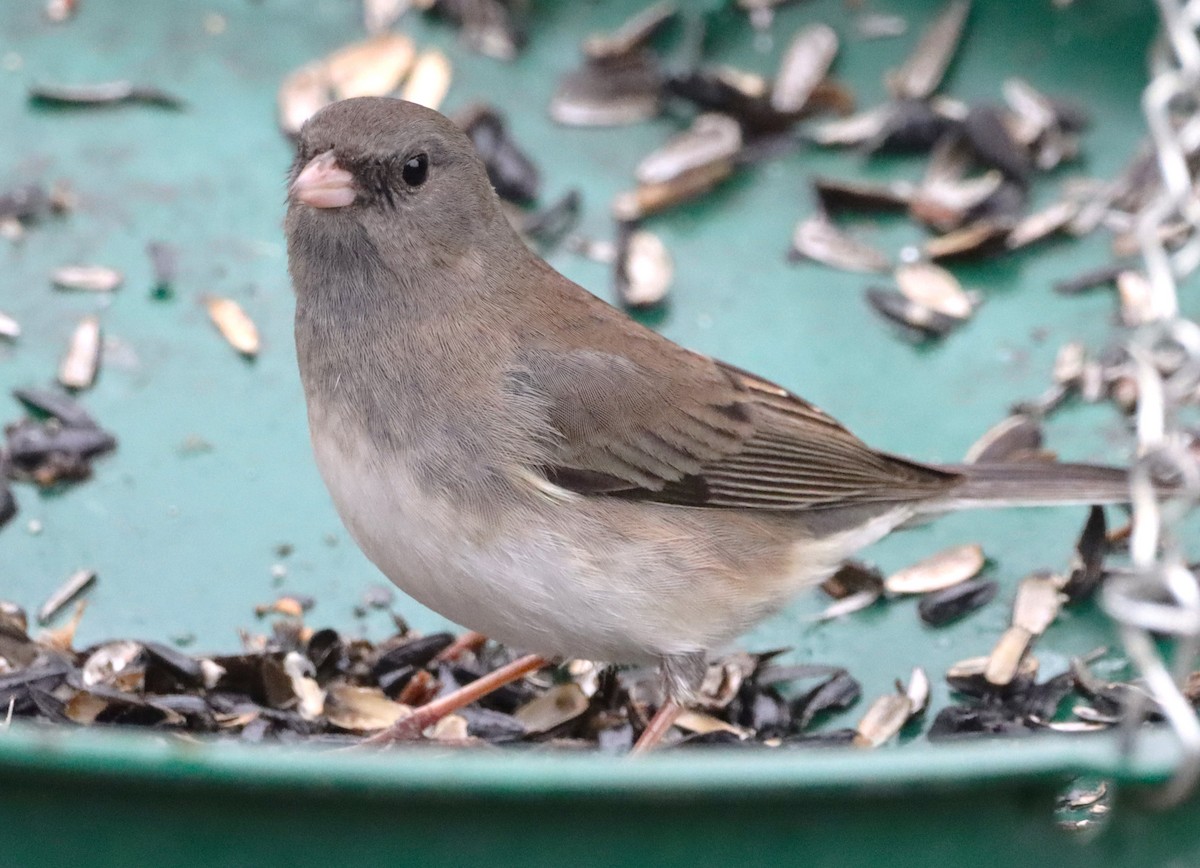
[0,216,24,243]
[815,587,881,622]
[947,653,1038,685]
[1070,705,1119,726]
[51,265,124,293]
[674,710,750,739]
[428,713,470,741]
[565,235,618,264]
[886,0,971,100]
[513,683,589,733]
[905,667,931,716]
[199,659,226,690]
[770,24,839,114]
[1053,341,1086,385]
[1006,199,1079,249]
[1080,360,1105,403]
[894,262,976,318]
[792,215,890,274]
[856,13,908,40]
[885,543,985,595]
[283,651,326,720]
[325,685,411,732]
[567,658,604,698]
[326,33,416,101]
[636,113,742,186]
[1002,77,1057,142]
[963,414,1043,464]
[1043,719,1109,733]
[0,310,19,339]
[616,229,673,308]
[363,0,411,35]
[1012,573,1064,636]
[278,62,332,137]
[807,104,895,147]
[549,60,662,128]
[698,653,757,709]
[713,65,768,100]
[81,640,142,687]
[913,173,1004,233]
[401,49,452,111]
[1116,270,1155,327]
[611,160,733,221]
[853,692,913,747]
[38,568,98,624]
[205,296,260,357]
[984,626,1034,686]
[583,0,679,61]
[924,220,1010,261]
[58,315,101,390]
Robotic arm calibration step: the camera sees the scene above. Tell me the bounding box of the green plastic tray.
[2,0,1198,863]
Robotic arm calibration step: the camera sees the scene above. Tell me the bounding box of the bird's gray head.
[285,97,512,304]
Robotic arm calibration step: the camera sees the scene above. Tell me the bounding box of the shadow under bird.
[285,97,1131,751]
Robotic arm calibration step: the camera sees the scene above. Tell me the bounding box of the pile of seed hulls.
[0,596,863,748]
[6,1,1195,749]
[0,385,1167,748]
[0,377,1172,749]
[0,388,118,531]
[813,503,1172,742]
[1,511,1186,750]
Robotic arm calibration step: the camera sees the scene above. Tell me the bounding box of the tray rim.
[0,722,1180,799]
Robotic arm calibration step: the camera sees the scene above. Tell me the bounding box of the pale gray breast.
[296,296,554,510]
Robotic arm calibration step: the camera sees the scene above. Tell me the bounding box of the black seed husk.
[962,104,1032,185]
[1053,263,1126,295]
[13,387,97,428]
[781,727,858,747]
[918,578,999,626]
[143,641,204,689]
[460,706,527,741]
[1061,506,1108,604]
[927,703,1031,740]
[868,99,958,154]
[793,671,862,730]
[0,484,15,528]
[371,632,455,676]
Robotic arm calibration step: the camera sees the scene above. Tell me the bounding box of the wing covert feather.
[507,341,959,510]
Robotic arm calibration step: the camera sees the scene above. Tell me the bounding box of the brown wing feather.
[508,337,960,510]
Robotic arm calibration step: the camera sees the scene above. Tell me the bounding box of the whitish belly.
[309,426,673,662]
[309,418,912,665]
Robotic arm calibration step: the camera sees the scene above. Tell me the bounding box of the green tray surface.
[2,0,1199,863]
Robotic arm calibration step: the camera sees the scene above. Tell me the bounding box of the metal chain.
[1100,0,1200,808]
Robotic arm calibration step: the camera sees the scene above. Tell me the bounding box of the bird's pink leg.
[434,630,489,663]
[630,697,683,754]
[363,653,550,745]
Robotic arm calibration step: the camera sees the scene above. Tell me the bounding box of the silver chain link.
[1099,0,1200,808]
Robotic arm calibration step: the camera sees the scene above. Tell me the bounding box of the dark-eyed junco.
[285,97,1129,749]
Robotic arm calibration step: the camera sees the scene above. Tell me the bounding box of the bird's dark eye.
[402,154,429,187]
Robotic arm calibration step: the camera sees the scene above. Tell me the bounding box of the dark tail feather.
[922,462,1131,511]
